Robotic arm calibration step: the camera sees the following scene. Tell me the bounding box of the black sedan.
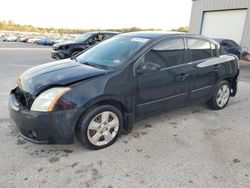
[9,32,239,149]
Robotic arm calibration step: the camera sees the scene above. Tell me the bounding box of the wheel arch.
[208,76,236,101]
[222,76,238,97]
[75,97,133,131]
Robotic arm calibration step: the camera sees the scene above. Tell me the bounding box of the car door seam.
[137,93,187,107]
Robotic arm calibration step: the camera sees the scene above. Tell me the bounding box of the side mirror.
[137,61,161,74]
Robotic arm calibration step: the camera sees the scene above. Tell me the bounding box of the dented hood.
[17,59,107,95]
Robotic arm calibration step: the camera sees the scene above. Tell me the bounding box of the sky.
[0,0,192,30]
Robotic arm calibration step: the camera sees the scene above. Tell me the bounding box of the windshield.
[77,36,150,68]
[74,33,93,42]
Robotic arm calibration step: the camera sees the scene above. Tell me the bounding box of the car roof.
[213,38,238,42]
[85,31,121,35]
[119,31,216,40]
[120,31,185,39]
[213,38,225,42]
[118,32,220,47]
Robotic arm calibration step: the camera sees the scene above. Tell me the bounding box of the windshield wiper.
[82,62,92,66]
[70,56,78,62]
[82,61,108,70]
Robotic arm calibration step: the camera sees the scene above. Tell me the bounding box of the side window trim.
[210,42,219,58]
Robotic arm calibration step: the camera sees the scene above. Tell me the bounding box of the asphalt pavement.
[0,42,250,188]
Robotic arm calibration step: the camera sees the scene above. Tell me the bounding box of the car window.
[220,41,228,47]
[224,40,237,47]
[188,38,211,61]
[93,34,104,42]
[144,38,185,68]
[104,34,114,40]
[74,33,93,42]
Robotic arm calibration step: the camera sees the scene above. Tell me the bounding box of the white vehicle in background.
[3,35,18,42]
[19,35,31,42]
[52,37,65,44]
[26,36,44,43]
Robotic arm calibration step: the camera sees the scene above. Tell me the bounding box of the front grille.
[14,87,34,110]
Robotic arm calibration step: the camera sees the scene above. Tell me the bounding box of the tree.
[0,20,163,34]
[171,26,189,33]
[0,21,7,30]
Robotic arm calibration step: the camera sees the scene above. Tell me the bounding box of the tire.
[71,51,81,57]
[207,80,231,110]
[76,105,123,149]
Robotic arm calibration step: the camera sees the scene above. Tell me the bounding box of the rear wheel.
[207,80,231,110]
[76,105,123,149]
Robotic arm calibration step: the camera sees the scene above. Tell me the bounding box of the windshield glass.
[77,36,150,68]
[74,33,93,42]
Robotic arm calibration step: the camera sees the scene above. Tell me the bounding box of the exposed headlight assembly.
[31,87,71,112]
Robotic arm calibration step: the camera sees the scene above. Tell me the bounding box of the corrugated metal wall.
[189,0,250,48]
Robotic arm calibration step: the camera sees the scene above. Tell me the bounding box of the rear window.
[221,40,238,47]
[187,38,212,61]
[104,34,115,40]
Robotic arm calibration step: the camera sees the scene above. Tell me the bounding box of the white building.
[189,0,250,49]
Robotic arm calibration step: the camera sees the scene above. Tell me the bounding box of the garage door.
[201,9,247,44]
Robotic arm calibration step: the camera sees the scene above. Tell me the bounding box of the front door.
[135,38,193,116]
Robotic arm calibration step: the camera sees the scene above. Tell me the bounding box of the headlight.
[31,87,71,112]
[53,46,59,50]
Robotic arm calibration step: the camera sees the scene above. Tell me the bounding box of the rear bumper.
[9,92,78,144]
[231,70,239,97]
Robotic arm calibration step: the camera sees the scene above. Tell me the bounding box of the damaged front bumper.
[9,91,80,144]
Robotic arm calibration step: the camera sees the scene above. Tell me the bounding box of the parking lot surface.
[0,42,250,188]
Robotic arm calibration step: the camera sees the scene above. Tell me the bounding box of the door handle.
[178,73,189,81]
[214,64,221,71]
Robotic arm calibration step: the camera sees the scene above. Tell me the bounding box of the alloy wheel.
[87,111,119,146]
[216,84,230,108]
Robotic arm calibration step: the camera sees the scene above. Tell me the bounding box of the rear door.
[186,37,219,102]
[135,37,193,115]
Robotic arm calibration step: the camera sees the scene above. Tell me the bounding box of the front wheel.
[207,80,231,110]
[76,105,123,149]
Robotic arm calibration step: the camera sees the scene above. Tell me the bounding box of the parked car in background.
[52,37,65,44]
[214,38,242,59]
[26,36,45,43]
[51,31,120,60]
[37,37,55,46]
[3,35,18,42]
[19,35,32,42]
[9,32,239,149]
